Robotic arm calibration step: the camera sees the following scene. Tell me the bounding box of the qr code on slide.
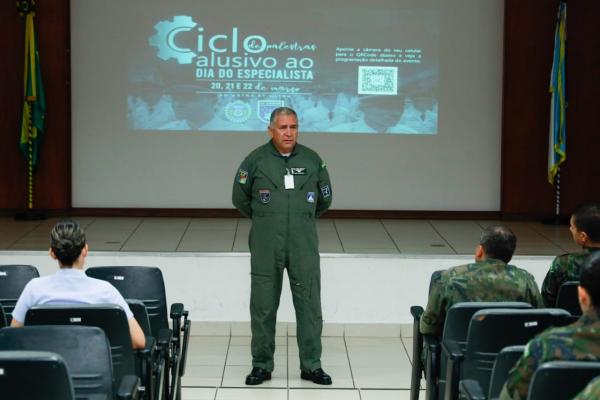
[358,66,398,95]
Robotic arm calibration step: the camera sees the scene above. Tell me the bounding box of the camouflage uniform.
[541,247,600,307]
[419,258,543,337]
[573,376,600,400]
[499,310,600,400]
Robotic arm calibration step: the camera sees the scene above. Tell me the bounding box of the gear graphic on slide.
[149,16,197,64]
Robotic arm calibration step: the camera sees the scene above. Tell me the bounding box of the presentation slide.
[71,0,504,210]
[127,0,439,134]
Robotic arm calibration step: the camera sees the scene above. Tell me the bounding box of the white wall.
[0,252,553,325]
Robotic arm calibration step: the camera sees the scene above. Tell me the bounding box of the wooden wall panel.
[0,0,70,211]
[0,1,598,218]
[501,0,600,218]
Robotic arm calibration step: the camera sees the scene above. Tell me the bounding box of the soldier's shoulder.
[549,252,586,272]
[444,263,473,277]
[508,264,537,280]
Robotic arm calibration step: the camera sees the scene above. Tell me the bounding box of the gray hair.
[269,107,297,126]
[479,224,517,263]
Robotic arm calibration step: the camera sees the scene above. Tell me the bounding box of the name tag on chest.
[284,174,295,189]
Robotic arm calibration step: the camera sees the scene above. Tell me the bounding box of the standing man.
[232,107,333,385]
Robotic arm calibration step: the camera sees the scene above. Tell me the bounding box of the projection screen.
[71,0,504,210]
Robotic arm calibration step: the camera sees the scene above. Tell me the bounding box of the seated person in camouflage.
[541,203,600,306]
[573,376,600,400]
[499,251,600,400]
[420,225,543,337]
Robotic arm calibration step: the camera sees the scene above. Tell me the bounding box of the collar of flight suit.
[268,139,298,158]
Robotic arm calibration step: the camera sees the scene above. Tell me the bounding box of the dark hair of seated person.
[580,252,600,308]
[50,220,86,267]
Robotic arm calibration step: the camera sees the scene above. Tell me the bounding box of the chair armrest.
[442,339,463,361]
[137,335,156,358]
[117,374,141,400]
[157,328,172,349]
[460,379,487,400]
[411,305,424,320]
[423,334,440,353]
[442,340,463,400]
[170,303,184,319]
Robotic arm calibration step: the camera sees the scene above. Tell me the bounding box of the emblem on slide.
[306,192,315,203]
[225,100,252,123]
[257,100,285,123]
[149,16,197,64]
[259,189,271,204]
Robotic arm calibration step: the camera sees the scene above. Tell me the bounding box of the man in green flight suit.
[232,107,333,386]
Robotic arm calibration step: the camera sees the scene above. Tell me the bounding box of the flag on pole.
[548,2,566,185]
[19,4,46,169]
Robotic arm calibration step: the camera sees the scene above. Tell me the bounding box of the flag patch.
[237,169,248,184]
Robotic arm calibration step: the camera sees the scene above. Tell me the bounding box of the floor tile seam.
[343,333,358,390]
[6,220,45,249]
[175,217,194,251]
[332,219,346,253]
[528,222,572,252]
[427,220,457,254]
[219,333,233,388]
[119,218,145,251]
[232,218,240,252]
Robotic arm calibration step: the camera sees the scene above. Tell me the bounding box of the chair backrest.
[0,265,39,323]
[127,298,152,337]
[528,361,600,400]
[0,326,115,398]
[556,281,581,316]
[24,304,135,383]
[443,302,533,344]
[438,302,533,399]
[488,345,525,398]
[0,350,75,400]
[428,269,444,294]
[86,266,169,336]
[462,308,571,397]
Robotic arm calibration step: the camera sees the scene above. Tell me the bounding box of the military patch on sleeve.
[320,185,331,198]
[237,169,248,184]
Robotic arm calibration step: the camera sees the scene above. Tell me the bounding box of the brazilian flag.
[548,2,566,185]
[19,4,46,169]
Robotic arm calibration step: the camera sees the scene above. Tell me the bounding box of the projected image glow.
[127,1,439,134]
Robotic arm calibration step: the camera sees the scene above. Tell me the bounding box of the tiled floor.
[181,335,422,400]
[0,217,577,255]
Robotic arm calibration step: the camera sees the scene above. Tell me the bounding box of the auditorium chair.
[527,361,600,400]
[86,266,191,400]
[555,281,581,316]
[0,350,76,400]
[0,326,141,399]
[459,345,525,400]
[410,302,532,400]
[443,308,571,400]
[0,303,7,328]
[0,264,39,324]
[24,304,163,400]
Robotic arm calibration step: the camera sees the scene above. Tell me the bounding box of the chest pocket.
[253,168,279,190]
